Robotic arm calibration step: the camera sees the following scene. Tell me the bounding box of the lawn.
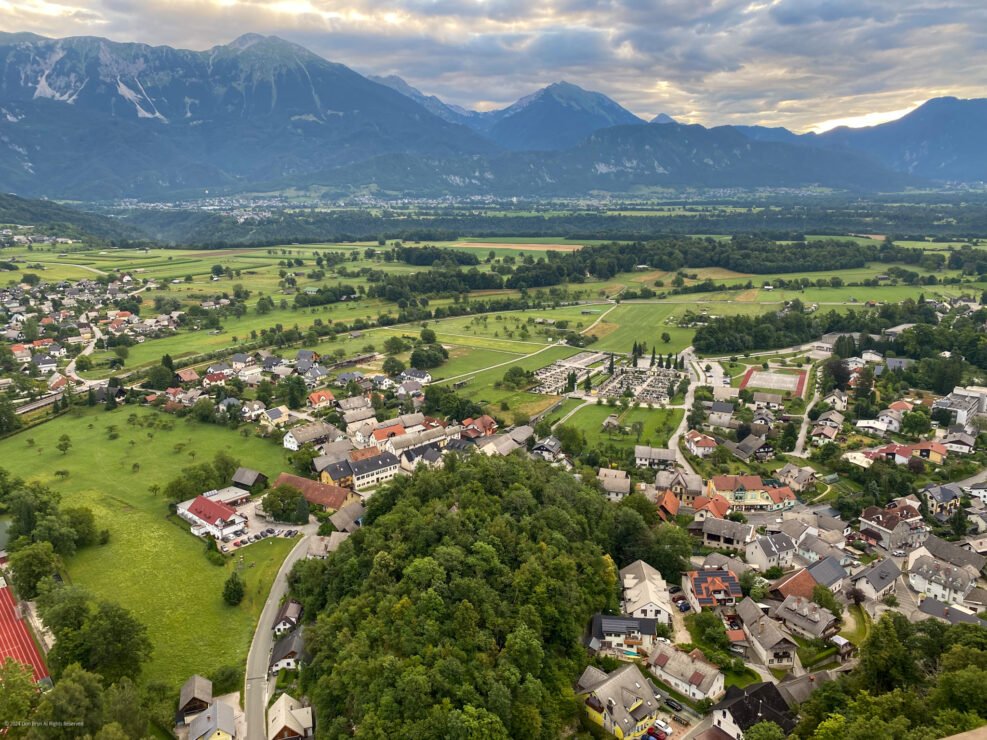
[0,406,296,689]
[563,403,684,449]
[839,604,872,646]
[437,344,582,423]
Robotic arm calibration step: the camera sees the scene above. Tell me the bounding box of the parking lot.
[217,498,305,553]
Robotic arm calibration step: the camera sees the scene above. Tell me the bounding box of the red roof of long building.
[274,472,351,511]
[187,495,237,526]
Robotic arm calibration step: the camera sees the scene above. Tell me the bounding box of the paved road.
[64,326,103,387]
[667,347,700,477]
[792,364,821,458]
[243,528,317,740]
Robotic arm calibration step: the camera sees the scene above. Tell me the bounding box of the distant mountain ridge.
[0,31,981,199]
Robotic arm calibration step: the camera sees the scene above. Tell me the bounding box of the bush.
[223,572,245,606]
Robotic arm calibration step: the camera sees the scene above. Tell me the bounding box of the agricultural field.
[0,406,293,690]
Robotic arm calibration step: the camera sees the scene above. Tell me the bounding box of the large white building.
[619,560,672,625]
[178,495,246,539]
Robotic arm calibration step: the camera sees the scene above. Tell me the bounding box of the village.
[5,265,987,740]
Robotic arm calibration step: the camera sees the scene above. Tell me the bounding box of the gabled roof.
[712,682,797,733]
[575,663,663,732]
[179,674,212,712]
[774,595,838,638]
[851,558,901,591]
[187,496,238,526]
[620,560,671,616]
[752,532,796,558]
[691,494,730,521]
[232,467,265,488]
[702,518,754,542]
[737,598,797,653]
[274,472,351,510]
[771,568,817,601]
[687,568,742,607]
[329,502,366,533]
[188,701,235,740]
[648,645,722,694]
[273,599,303,629]
[271,628,307,666]
[711,475,764,492]
[806,556,847,588]
[267,693,313,740]
[922,534,987,573]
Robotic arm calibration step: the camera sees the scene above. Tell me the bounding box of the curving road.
[243,525,318,740]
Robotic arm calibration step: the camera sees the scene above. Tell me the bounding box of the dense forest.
[287,453,691,739]
[794,613,987,738]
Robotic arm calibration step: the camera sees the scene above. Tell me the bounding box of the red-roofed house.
[692,494,732,522]
[683,568,743,611]
[273,472,356,513]
[866,441,948,466]
[685,430,718,458]
[176,368,200,384]
[308,389,336,410]
[179,495,245,539]
[707,475,796,512]
[769,568,817,602]
[202,372,227,389]
[656,490,681,522]
[371,424,406,447]
[461,415,498,439]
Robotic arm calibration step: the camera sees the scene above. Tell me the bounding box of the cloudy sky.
[2,0,985,132]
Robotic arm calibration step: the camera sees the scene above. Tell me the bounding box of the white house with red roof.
[685,429,718,458]
[202,372,227,389]
[178,495,246,539]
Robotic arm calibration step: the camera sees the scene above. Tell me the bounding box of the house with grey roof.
[586,613,660,657]
[598,468,632,502]
[850,558,900,601]
[188,701,235,740]
[634,445,677,469]
[575,664,665,740]
[647,645,725,702]
[806,556,848,593]
[746,533,796,572]
[773,595,839,640]
[231,467,267,492]
[711,682,798,739]
[702,518,756,552]
[917,597,987,628]
[328,502,365,533]
[270,628,308,674]
[909,534,987,578]
[907,554,975,605]
[177,674,212,722]
[735,597,797,669]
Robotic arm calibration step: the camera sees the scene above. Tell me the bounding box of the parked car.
[665,698,683,712]
[672,715,690,726]
[221,545,229,553]
[892,549,906,557]
[266,528,275,535]
[677,601,691,612]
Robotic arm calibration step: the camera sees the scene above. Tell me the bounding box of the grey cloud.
[1,0,985,131]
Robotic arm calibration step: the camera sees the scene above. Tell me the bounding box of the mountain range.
[0,31,983,200]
